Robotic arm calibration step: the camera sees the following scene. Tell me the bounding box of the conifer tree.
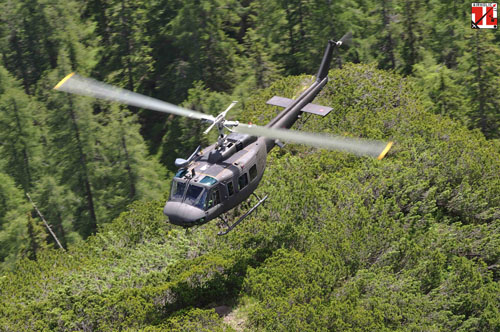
[279,0,310,74]
[397,0,426,74]
[30,176,78,249]
[0,0,59,94]
[427,0,468,69]
[84,0,166,149]
[0,67,44,194]
[158,82,224,170]
[373,0,398,70]
[0,172,31,270]
[96,0,154,92]
[239,28,282,91]
[460,31,500,139]
[93,105,166,218]
[83,0,112,47]
[413,58,469,123]
[44,66,101,237]
[23,214,48,261]
[166,0,239,92]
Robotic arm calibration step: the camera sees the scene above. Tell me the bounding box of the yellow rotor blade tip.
[54,72,75,90]
[377,141,393,160]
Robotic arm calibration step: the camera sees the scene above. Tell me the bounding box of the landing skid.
[217,193,268,236]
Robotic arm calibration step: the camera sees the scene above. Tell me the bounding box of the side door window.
[238,173,248,191]
[213,188,221,205]
[249,164,257,181]
[206,188,221,210]
[227,181,234,196]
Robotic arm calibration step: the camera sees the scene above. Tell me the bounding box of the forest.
[0,0,499,330]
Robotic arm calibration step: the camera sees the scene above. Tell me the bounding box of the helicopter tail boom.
[264,32,351,130]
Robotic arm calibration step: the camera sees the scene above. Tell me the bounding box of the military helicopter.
[54,32,393,235]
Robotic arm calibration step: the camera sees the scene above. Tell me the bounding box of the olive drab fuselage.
[164,133,268,226]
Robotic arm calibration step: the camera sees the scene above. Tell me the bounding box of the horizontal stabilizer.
[266,96,333,117]
[266,96,295,108]
[302,103,333,116]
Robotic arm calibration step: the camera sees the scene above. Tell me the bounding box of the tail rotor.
[337,31,353,46]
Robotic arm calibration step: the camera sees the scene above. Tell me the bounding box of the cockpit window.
[171,180,186,199]
[184,184,204,205]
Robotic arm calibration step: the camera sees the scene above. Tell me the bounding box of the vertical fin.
[316,32,353,82]
[316,40,336,82]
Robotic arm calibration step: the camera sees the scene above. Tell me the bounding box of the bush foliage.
[1,64,499,331]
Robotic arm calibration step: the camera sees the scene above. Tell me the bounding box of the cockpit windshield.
[185,185,203,204]
[170,180,186,200]
[170,180,208,208]
[194,190,208,209]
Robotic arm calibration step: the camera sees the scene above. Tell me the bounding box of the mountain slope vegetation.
[2,0,500,271]
[1,64,498,331]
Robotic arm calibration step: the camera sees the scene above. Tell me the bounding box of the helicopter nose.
[163,201,206,226]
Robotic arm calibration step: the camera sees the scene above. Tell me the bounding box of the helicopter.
[54,32,393,235]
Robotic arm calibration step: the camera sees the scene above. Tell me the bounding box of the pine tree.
[459,31,500,138]
[413,58,469,123]
[44,66,101,237]
[83,0,112,47]
[0,172,31,270]
[167,0,240,93]
[23,213,48,261]
[238,28,282,91]
[158,81,223,170]
[0,67,44,194]
[84,0,169,151]
[95,0,155,92]
[373,0,398,70]
[427,0,468,69]
[30,176,78,249]
[397,0,427,75]
[93,105,166,218]
[0,0,59,94]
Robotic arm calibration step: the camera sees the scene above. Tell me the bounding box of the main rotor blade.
[54,73,215,122]
[222,101,238,116]
[234,123,393,159]
[203,121,217,135]
[204,101,239,134]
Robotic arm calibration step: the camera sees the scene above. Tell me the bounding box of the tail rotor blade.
[54,73,215,122]
[339,31,353,46]
[234,123,392,159]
